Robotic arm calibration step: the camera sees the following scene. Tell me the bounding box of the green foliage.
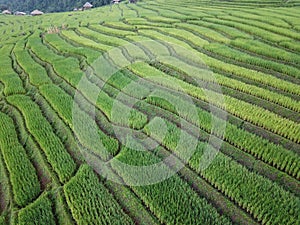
[146,91,300,179]
[130,62,300,143]
[203,17,291,43]
[279,40,300,52]
[40,84,119,159]
[0,45,26,96]
[77,27,128,46]
[138,26,300,96]
[104,21,137,32]
[60,30,112,52]
[218,15,300,41]
[112,139,232,225]
[64,164,134,225]
[0,216,5,225]
[7,95,76,183]
[18,195,56,225]
[44,33,101,64]
[204,43,300,79]
[156,27,209,47]
[1,2,300,225]
[231,38,300,65]
[145,118,300,225]
[104,70,151,100]
[189,20,252,39]
[158,57,300,112]
[176,23,230,43]
[0,0,111,13]
[0,112,40,207]
[14,40,52,87]
[29,34,148,129]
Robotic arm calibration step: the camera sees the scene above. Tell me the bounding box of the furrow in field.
[28,34,167,224]
[137,29,300,119]
[56,26,300,178]
[0,139,12,224]
[152,26,300,83]
[43,29,258,223]
[142,117,300,225]
[7,94,77,185]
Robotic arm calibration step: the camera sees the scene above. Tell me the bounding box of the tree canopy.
[0,0,112,13]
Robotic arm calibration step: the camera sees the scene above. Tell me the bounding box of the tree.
[0,4,9,11]
[0,0,111,13]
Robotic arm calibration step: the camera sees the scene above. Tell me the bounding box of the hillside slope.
[0,1,299,225]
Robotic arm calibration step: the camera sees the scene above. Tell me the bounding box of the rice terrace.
[0,0,299,224]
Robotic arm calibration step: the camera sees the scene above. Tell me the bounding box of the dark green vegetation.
[0,0,111,13]
[0,0,299,224]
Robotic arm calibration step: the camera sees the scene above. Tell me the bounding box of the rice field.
[0,0,299,224]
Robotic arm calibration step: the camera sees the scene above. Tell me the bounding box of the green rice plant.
[188,20,252,39]
[79,26,147,60]
[137,27,300,96]
[45,34,149,99]
[151,8,194,20]
[18,195,56,225]
[159,57,300,112]
[279,41,300,52]
[156,27,209,47]
[14,40,52,87]
[203,55,300,96]
[97,88,148,129]
[7,95,76,183]
[64,164,134,225]
[90,24,136,37]
[77,27,128,47]
[103,5,123,22]
[145,16,180,24]
[0,112,40,207]
[126,17,173,27]
[52,189,74,225]
[28,34,147,129]
[145,118,300,225]
[145,91,300,179]
[175,23,230,43]
[1,4,300,224]
[112,139,233,225]
[0,45,26,95]
[204,43,300,79]
[216,73,300,112]
[219,15,300,41]
[230,38,300,65]
[138,29,192,49]
[103,21,136,32]
[104,70,152,100]
[119,4,139,18]
[40,84,119,159]
[45,34,101,64]
[60,30,112,52]
[248,8,300,25]
[130,62,300,143]
[203,17,291,43]
[126,34,172,57]
[161,6,214,18]
[126,3,158,17]
[228,10,292,28]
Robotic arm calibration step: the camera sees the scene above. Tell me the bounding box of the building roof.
[2,10,12,15]
[31,9,44,15]
[83,2,93,8]
[15,11,27,15]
